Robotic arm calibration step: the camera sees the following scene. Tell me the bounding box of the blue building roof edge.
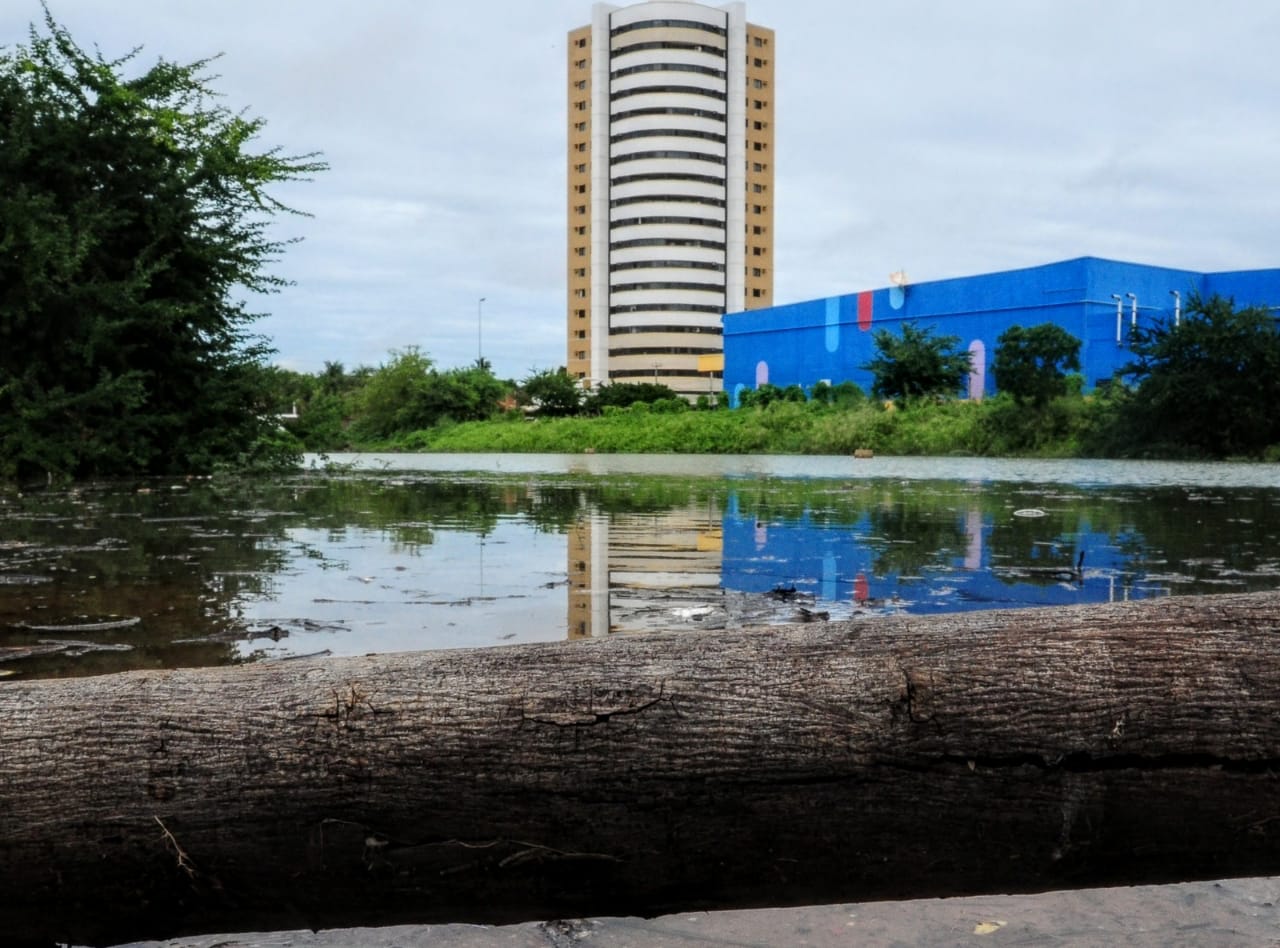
[724,255,1273,321]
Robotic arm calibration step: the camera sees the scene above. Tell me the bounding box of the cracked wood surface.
[3,591,1280,946]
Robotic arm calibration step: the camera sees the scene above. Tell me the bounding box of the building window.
[574,183,587,194]
[751,267,764,277]
[575,79,587,90]
[752,224,766,235]
[752,204,766,214]
[574,204,586,215]
[752,288,764,298]
[575,309,587,318]
[753,141,766,151]
[753,120,767,130]
[753,36,766,47]
[752,246,764,256]
[574,121,587,132]
[575,101,587,111]
[752,161,766,172]
[574,225,587,235]
[575,142,587,152]
[753,99,766,109]
[752,78,766,89]
[753,57,767,67]
[574,163,587,174]
[574,350,587,360]
[574,246,586,256]
[573,267,586,277]
[574,288,587,298]
[575,330,587,339]
[752,182,766,193]
[574,58,587,69]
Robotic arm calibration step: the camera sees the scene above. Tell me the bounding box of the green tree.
[587,381,678,412]
[350,348,436,439]
[992,323,1082,407]
[1118,293,1280,457]
[864,323,972,402]
[521,367,582,417]
[0,11,325,481]
[424,363,509,425]
[350,349,509,439]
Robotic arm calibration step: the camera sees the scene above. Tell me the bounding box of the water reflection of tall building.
[568,505,723,639]
[568,491,1165,640]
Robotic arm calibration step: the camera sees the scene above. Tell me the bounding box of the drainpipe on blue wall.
[1111,294,1124,345]
[1126,293,1138,340]
[1170,289,1181,327]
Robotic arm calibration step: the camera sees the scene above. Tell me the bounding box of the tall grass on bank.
[368,394,1107,458]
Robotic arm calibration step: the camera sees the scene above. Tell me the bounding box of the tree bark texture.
[4,591,1280,945]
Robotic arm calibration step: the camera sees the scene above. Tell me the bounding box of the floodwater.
[2,453,1279,680]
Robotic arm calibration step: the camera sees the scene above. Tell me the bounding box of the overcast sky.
[6,1,1279,380]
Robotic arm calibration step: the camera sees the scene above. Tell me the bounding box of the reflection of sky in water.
[5,458,1280,678]
[176,477,1280,654]
[234,521,567,659]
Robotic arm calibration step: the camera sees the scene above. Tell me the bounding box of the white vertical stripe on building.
[590,4,617,387]
[723,1,747,317]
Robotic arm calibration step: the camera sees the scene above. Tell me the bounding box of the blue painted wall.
[723,256,1280,404]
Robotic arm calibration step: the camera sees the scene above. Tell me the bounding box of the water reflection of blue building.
[721,493,1159,616]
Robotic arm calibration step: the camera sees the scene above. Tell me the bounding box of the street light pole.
[477,297,486,364]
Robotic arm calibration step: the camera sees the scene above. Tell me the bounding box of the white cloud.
[6,0,1278,378]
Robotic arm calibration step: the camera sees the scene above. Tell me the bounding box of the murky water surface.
[3,454,1279,679]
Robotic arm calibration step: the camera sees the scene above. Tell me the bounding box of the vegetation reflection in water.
[2,467,1280,680]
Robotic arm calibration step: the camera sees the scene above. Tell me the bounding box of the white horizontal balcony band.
[612,136,726,158]
[611,260,726,277]
[610,269,726,288]
[610,353,715,369]
[609,332,722,350]
[610,114,726,136]
[609,287,725,306]
[611,71,725,96]
[610,229,725,249]
[610,156,726,179]
[611,32,728,56]
[610,201,725,220]
[610,92,727,114]
[610,313,725,330]
[609,222,725,242]
[611,179,725,200]
[609,262,727,279]
[611,48,728,71]
[610,245,726,265]
[609,2,728,28]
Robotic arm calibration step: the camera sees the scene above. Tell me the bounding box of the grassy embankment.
[371,396,1104,457]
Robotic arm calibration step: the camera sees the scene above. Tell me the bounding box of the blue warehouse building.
[722,257,1280,403]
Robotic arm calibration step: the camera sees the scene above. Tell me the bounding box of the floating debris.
[671,606,714,621]
[266,649,333,662]
[795,607,830,622]
[20,615,141,633]
[0,640,134,663]
[1013,508,1048,518]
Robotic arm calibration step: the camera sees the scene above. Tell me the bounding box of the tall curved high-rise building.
[567,1,774,398]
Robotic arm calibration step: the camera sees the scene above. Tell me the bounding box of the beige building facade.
[567,1,775,398]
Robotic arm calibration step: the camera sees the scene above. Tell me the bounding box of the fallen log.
[4,591,1280,946]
